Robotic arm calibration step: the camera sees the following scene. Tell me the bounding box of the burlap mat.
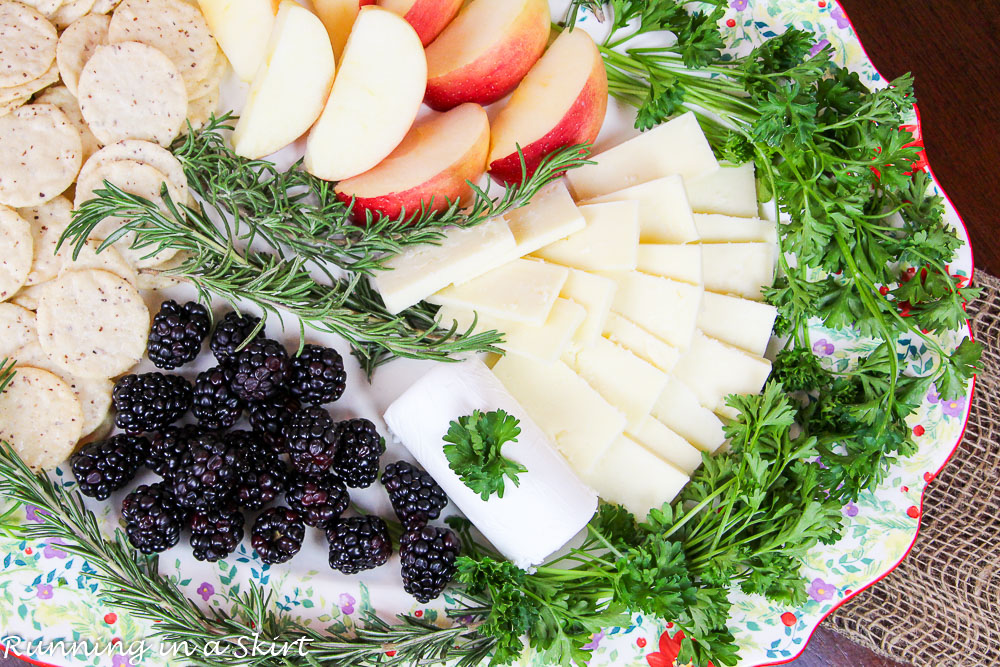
[826,270,1000,666]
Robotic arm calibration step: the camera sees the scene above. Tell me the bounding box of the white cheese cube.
[697,291,777,358]
[627,416,703,475]
[580,434,689,519]
[652,378,727,453]
[601,271,703,350]
[637,244,703,285]
[560,268,617,347]
[566,111,720,200]
[429,259,569,325]
[701,243,775,301]
[373,218,516,314]
[684,162,758,218]
[383,358,598,569]
[532,201,639,272]
[584,175,699,244]
[492,355,626,475]
[671,331,773,419]
[602,312,681,373]
[504,181,586,256]
[694,214,778,244]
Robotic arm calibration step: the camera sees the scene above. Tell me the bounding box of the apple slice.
[314,0,377,60]
[231,1,335,159]
[423,0,550,111]
[335,103,490,221]
[379,0,464,46]
[488,27,608,185]
[304,6,426,181]
[197,0,279,81]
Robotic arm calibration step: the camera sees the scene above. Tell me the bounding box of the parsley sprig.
[444,410,527,501]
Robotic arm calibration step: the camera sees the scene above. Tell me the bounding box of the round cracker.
[52,0,96,29]
[0,2,57,88]
[13,0,64,19]
[56,12,110,98]
[0,365,83,471]
[0,95,28,118]
[135,250,189,289]
[59,238,138,286]
[17,195,72,286]
[0,303,36,359]
[10,281,51,311]
[186,87,219,133]
[0,206,33,302]
[0,59,60,110]
[185,45,227,101]
[108,0,215,94]
[33,85,101,163]
[77,41,187,147]
[91,0,121,13]
[78,140,187,202]
[0,104,82,208]
[36,269,149,378]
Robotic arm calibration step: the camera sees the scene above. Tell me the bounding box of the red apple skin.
[382,0,463,46]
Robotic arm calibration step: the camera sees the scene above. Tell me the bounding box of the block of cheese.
[694,214,778,244]
[566,111,720,200]
[602,271,702,350]
[602,312,681,373]
[532,201,639,272]
[671,331,772,419]
[383,358,598,569]
[564,337,667,429]
[373,218,516,314]
[504,181,586,257]
[437,298,586,362]
[560,268,617,347]
[684,162,758,218]
[585,175,699,244]
[627,416,703,475]
[697,291,777,357]
[429,259,569,325]
[701,243,775,301]
[492,355,626,475]
[637,244,703,285]
[652,378,727,453]
[580,434,689,519]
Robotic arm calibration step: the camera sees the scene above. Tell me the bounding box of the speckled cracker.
[0,95,28,118]
[36,269,150,378]
[0,303,36,359]
[78,140,187,202]
[0,1,57,88]
[0,205,33,302]
[17,195,72,286]
[0,59,60,108]
[0,104,82,208]
[0,365,83,471]
[14,0,64,19]
[91,0,121,13]
[56,12,110,97]
[186,45,227,102]
[77,41,187,147]
[10,281,50,311]
[135,250,189,289]
[34,85,101,163]
[52,0,96,29]
[59,239,138,286]
[186,87,220,133]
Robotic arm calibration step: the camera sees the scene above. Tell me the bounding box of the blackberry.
[147,300,211,369]
[247,391,300,454]
[147,424,202,481]
[285,472,349,527]
[332,419,385,488]
[70,435,146,500]
[170,432,245,510]
[399,526,460,603]
[226,430,288,510]
[189,505,245,562]
[381,461,449,530]
[113,373,193,433]
[325,516,392,575]
[121,483,188,554]
[288,344,346,405]
[251,507,305,564]
[192,366,243,430]
[284,406,339,476]
[210,311,261,365]
[228,338,290,402]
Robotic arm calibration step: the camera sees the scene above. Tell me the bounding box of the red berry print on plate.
[637,637,647,648]
[104,613,117,624]
[726,18,736,27]
[780,612,797,626]
[907,506,920,519]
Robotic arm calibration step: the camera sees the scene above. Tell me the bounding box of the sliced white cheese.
[429,259,569,325]
[532,201,639,272]
[563,337,667,429]
[504,180,586,257]
[697,291,777,358]
[492,355,626,475]
[601,271,703,350]
[373,218,516,314]
[701,243,775,301]
[694,214,778,244]
[636,244,703,285]
[560,268,617,347]
[584,175,699,244]
[684,162,758,218]
[566,111,720,200]
[436,298,586,363]
[627,416,703,475]
[671,331,773,419]
[580,434,689,519]
[652,378,727,453]
[383,358,598,570]
[602,312,681,373]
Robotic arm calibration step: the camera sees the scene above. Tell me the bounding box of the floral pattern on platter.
[0,1,974,666]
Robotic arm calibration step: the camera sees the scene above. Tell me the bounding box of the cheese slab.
[684,162,758,218]
[383,358,598,570]
[585,175,699,244]
[694,214,778,244]
[627,416,703,475]
[697,291,778,358]
[602,312,681,373]
[671,331,773,419]
[652,378,726,453]
[701,242,775,301]
[636,244,703,285]
[532,201,639,272]
[602,271,702,350]
[559,268,616,347]
[504,181,586,256]
[566,111,720,200]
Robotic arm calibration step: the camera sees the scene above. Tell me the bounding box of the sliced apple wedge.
[231,1,335,159]
[424,0,550,111]
[335,103,490,221]
[379,0,463,46]
[488,27,608,185]
[314,0,377,60]
[304,6,426,181]
[197,0,279,81]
